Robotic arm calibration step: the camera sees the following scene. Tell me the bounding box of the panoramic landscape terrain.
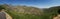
[0,4,60,19]
[0,0,60,19]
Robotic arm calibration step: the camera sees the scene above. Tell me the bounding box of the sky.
[0,0,60,8]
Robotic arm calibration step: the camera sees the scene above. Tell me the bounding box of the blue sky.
[0,0,60,8]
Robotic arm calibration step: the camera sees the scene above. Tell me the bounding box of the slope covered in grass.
[1,4,60,19]
[1,4,43,19]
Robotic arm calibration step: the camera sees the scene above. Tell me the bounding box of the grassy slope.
[6,6,43,19]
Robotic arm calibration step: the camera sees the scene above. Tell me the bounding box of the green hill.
[0,4,43,19]
[1,4,60,19]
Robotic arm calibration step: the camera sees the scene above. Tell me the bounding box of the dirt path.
[53,14,60,19]
[1,10,12,19]
[6,13,12,19]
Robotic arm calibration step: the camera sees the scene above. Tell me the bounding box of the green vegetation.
[0,4,60,19]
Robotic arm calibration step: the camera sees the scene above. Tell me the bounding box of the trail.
[1,10,12,19]
[5,12,12,19]
[53,14,60,19]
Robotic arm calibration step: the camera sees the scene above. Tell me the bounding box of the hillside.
[1,4,60,19]
[0,4,43,19]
